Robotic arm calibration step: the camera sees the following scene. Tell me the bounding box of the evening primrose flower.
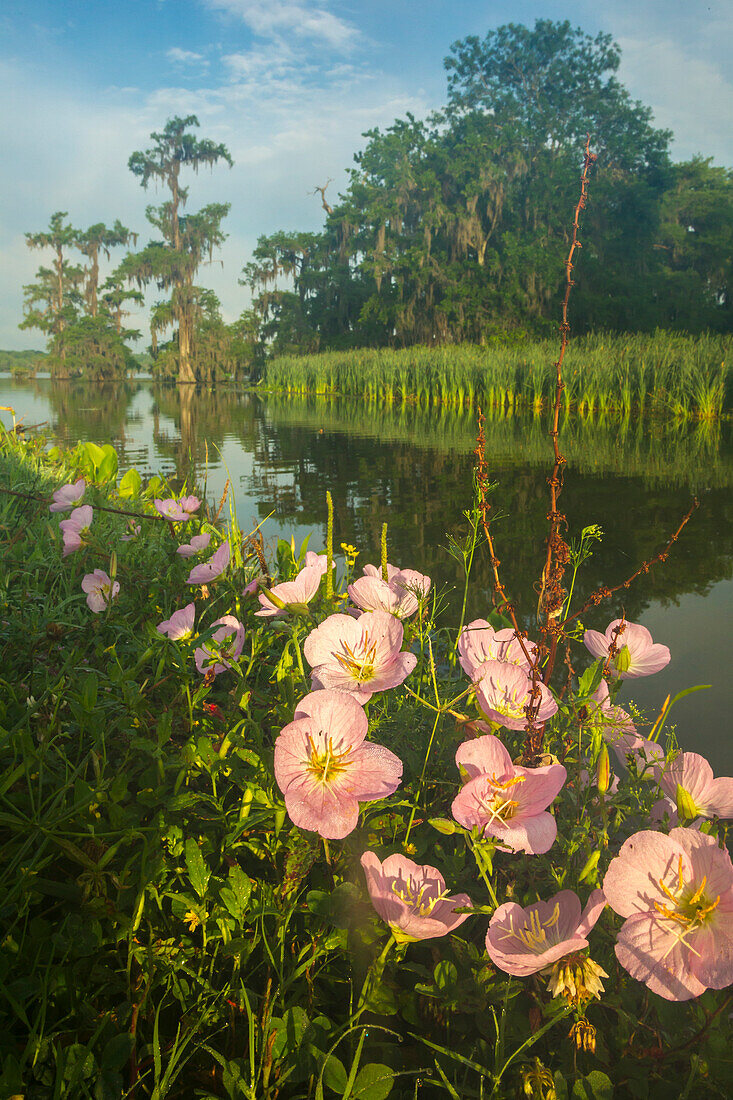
[49,478,85,513]
[485,889,606,976]
[255,564,323,618]
[186,540,230,585]
[194,616,245,677]
[583,618,670,679]
[602,827,733,1000]
[451,734,566,854]
[474,660,557,730]
[154,494,201,522]
[656,752,733,821]
[157,603,196,641]
[176,532,211,557]
[60,504,93,557]
[303,609,417,704]
[348,568,431,619]
[82,569,119,613]
[273,690,402,839]
[360,851,472,942]
[457,620,537,678]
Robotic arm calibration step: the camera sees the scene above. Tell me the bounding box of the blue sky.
[2,0,732,350]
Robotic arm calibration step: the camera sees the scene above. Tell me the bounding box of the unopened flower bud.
[578,849,601,884]
[676,783,699,823]
[596,744,610,795]
[569,1018,597,1053]
[109,551,117,581]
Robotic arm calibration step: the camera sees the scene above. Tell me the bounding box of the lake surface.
[2,375,732,771]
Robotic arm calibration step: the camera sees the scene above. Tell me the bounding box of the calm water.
[2,375,732,771]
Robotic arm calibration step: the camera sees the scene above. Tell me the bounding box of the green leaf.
[271,1007,309,1061]
[433,960,458,991]
[101,1033,135,1071]
[321,1054,348,1094]
[97,444,119,482]
[351,1063,394,1100]
[118,467,142,498]
[428,817,457,835]
[80,671,98,712]
[185,838,210,899]
[228,865,252,914]
[572,1070,613,1100]
[577,659,604,699]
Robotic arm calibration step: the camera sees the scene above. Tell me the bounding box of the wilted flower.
[49,478,85,513]
[485,889,605,976]
[255,564,323,618]
[303,609,417,704]
[474,660,558,730]
[155,495,201,522]
[120,520,141,541]
[157,603,196,641]
[82,569,119,613]
[602,827,733,1000]
[583,618,670,679]
[656,752,733,822]
[457,619,537,678]
[546,953,609,1006]
[273,690,402,839]
[360,851,472,942]
[176,532,212,557]
[186,540,230,585]
[59,504,93,557]
[194,615,245,676]
[451,734,566,854]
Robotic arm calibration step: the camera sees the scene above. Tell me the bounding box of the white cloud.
[0,51,428,349]
[166,47,209,66]
[205,0,359,50]
[617,35,733,165]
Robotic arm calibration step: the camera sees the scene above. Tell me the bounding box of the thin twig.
[0,485,161,522]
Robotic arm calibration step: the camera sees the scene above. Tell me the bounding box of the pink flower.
[348,568,431,619]
[584,619,670,679]
[255,564,323,618]
[360,851,472,942]
[474,660,557,730]
[486,889,606,976]
[194,615,245,676]
[59,504,93,557]
[81,569,119,613]
[656,753,733,821]
[303,610,417,704]
[186,540,230,585]
[243,576,261,597]
[177,532,212,558]
[120,521,141,541]
[274,690,403,839]
[602,828,733,1000]
[154,494,201,522]
[363,562,402,582]
[49,478,85,513]
[157,603,196,641]
[303,551,333,575]
[451,734,566,854]
[458,620,537,678]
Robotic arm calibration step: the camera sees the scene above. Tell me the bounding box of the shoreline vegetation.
[260,332,732,419]
[2,412,732,1099]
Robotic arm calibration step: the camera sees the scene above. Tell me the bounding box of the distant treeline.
[0,349,47,373]
[18,20,733,385]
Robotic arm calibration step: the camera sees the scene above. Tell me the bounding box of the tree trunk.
[178,311,196,384]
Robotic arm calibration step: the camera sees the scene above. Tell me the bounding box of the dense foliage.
[1,419,731,1099]
[245,22,733,352]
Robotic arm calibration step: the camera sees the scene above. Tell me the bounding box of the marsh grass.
[262,332,732,419]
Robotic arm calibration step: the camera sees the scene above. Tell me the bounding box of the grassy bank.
[2,427,732,1098]
[262,332,732,418]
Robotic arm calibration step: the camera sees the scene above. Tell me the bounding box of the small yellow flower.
[184,910,202,932]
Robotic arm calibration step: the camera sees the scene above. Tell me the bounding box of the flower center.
[334,633,379,682]
[500,903,561,953]
[478,773,525,825]
[307,735,349,785]
[655,859,721,929]
[391,877,449,917]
